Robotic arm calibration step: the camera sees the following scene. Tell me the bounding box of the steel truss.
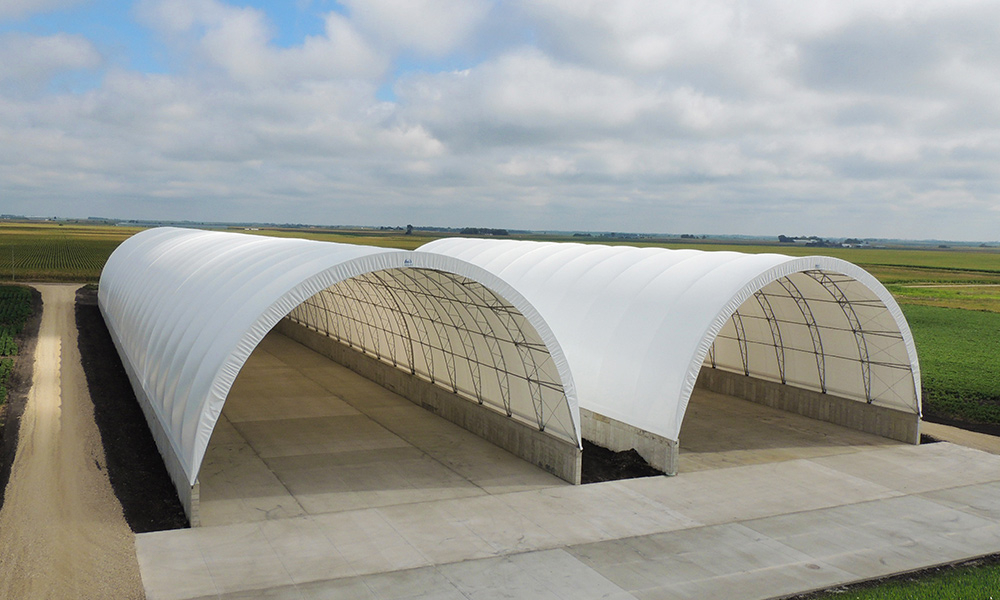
[775,277,827,393]
[730,310,750,376]
[753,289,786,384]
[803,270,873,403]
[286,268,568,436]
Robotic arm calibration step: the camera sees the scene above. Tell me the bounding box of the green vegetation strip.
[0,285,32,404]
[809,558,1000,600]
[902,304,1000,425]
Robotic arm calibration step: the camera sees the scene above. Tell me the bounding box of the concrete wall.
[580,409,678,475]
[277,319,583,484]
[696,367,921,445]
[100,304,199,526]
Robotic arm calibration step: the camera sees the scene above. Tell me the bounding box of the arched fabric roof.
[419,238,922,443]
[99,228,579,487]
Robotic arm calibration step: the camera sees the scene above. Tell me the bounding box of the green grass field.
[902,305,1000,425]
[811,559,1000,600]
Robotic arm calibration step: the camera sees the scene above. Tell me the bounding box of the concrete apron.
[136,442,1000,600]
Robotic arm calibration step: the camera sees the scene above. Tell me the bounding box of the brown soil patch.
[75,286,187,532]
[0,285,41,510]
[0,284,143,599]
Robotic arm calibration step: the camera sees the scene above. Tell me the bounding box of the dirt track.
[0,284,143,599]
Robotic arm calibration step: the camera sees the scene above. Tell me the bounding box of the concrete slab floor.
[679,388,902,472]
[202,331,908,527]
[148,332,1000,599]
[137,442,1000,600]
[199,332,567,527]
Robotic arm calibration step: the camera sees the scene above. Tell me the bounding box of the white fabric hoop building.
[419,238,922,442]
[99,228,580,487]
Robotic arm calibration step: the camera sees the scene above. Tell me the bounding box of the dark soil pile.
[581,439,665,483]
[75,286,188,532]
[0,286,42,511]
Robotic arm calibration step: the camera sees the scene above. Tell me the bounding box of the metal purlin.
[361,271,418,373]
[354,273,416,371]
[321,271,462,392]
[317,286,334,338]
[342,278,387,360]
[775,277,827,393]
[730,310,750,376]
[439,273,551,432]
[804,271,874,403]
[323,288,349,345]
[376,269,438,382]
[334,278,381,358]
[391,269,467,395]
[335,283,377,354]
[398,269,557,432]
[447,277,516,417]
[287,269,567,437]
[412,271,494,406]
[413,270,562,430]
[299,296,321,332]
[753,290,786,384]
[373,268,533,404]
[708,341,717,368]
[325,286,367,353]
[506,310,550,432]
[427,274,515,414]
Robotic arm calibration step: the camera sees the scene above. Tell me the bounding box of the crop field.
[0,284,32,404]
[0,222,140,282]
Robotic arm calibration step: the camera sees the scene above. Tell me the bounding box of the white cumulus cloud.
[0,0,83,20]
[341,0,493,56]
[0,32,101,93]
[2,0,1000,239]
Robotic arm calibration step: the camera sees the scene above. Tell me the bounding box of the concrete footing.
[696,367,921,445]
[276,318,583,485]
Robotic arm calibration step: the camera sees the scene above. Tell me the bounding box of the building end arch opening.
[680,268,921,471]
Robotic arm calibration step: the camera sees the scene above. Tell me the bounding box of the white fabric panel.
[419,238,921,442]
[100,228,580,486]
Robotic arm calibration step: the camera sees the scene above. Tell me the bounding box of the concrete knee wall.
[696,367,921,445]
[578,367,921,479]
[580,409,678,476]
[276,319,583,485]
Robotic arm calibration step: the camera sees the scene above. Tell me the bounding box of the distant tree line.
[779,235,867,248]
[461,227,509,236]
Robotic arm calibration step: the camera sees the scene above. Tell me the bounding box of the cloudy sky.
[1,0,998,240]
